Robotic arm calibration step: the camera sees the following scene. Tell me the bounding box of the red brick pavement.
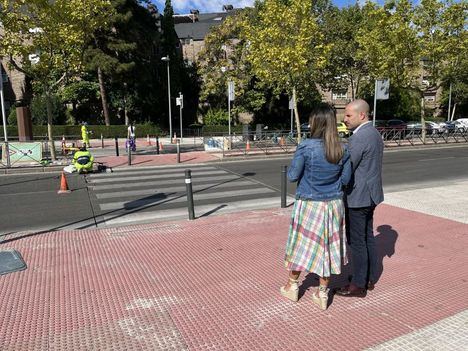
[0,204,467,350]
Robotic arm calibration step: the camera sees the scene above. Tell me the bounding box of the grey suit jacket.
[345,122,384,208]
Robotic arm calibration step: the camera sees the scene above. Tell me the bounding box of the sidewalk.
[1,180,467,350]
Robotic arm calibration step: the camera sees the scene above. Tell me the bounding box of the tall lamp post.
[161,56,172,141]
[0,62,11,167]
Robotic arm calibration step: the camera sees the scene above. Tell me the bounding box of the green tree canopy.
[241,0,331,139]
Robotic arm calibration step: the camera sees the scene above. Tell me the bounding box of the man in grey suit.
[336,99,384,298]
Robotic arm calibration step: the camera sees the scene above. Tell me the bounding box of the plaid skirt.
[284,198,347,277]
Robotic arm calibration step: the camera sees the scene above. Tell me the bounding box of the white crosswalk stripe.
[86,165,294,226]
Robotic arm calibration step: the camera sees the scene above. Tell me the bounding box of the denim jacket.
[288,138,352,201]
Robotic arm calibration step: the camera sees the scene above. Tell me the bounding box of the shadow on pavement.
[296,224,399,303]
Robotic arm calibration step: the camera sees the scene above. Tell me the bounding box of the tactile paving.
[0,205,467,350]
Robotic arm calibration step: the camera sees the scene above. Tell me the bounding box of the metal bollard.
[176,139,180,163]
[128,144,132,166]
[281,165,287,208]
[156,136,160,155]
[101,134,104,148]
[115,137,119,156]
[185,169,195,220]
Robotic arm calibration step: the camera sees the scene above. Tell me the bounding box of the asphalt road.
[1,144,467,236]
[218,145,468,195]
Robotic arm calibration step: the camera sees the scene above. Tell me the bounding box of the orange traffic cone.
[147,134,152,146]
[159,141,164,150]
[246,140,251,152]
[57,172,71,194]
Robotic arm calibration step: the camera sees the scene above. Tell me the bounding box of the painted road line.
[88,165,219,179]
[95,180,257,199]
[88,169,229,184]
[103,196,294,225]
[99,187,276,211]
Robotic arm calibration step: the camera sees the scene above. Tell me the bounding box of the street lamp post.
[161,56,172,141]
[0,62,11,167]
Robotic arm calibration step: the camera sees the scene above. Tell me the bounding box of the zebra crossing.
[86,164,294,226]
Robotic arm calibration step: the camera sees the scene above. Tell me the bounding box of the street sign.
[2,142,42,164]
[228,80,235,101]
[376,79,390,100]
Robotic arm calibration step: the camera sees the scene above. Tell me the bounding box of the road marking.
[88,170,230,184]
[95,180,260,199]
[99,187,275,211]
[103,196,294,225]
[418,156,456,162]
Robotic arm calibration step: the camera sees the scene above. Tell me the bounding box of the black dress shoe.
[335,284,367,298]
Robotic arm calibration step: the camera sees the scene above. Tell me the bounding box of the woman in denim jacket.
[280,104,352,310]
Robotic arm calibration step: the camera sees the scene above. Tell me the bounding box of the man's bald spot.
[349,99,370,117]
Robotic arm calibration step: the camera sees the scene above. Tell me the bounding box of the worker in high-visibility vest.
[81,122,90,148]
[72,147,94,173]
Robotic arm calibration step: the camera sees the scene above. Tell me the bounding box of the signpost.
[176,92,183,141]
[373,78,390,126]
[0,63,11,167]
[228,80,235,140]
[226,80,235,150]
[289,97,294,134]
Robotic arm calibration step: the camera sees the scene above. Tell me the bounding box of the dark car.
[386,119,407,130]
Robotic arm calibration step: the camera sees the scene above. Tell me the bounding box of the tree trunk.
[293,86,301,143]
[451,103,457,121]
[45,92,56,161]
[420,96,426,144]
[350,78,355,100]
[98,67,110,126]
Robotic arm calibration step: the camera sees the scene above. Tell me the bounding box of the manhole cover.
[0,250,27,275]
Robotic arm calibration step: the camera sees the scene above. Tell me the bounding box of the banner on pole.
[289,98,294,110]
[228,81,235,101]
[376,79,390,100]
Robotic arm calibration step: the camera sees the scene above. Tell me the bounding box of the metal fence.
[216,127,468,157]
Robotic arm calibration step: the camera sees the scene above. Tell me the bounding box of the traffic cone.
[57,172,71,194]
[279,136,285,146]
[246,140,251,152]
[172,133,177,144]
[147,134,152,146]
[159,141,164,150]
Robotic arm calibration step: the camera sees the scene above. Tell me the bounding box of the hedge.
[1,124,164,139]
[1,124,249,138]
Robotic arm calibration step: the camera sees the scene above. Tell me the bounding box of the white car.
[425,121,444,134]
[454,118,468,128]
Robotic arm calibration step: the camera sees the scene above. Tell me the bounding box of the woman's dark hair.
[308,103,343,164]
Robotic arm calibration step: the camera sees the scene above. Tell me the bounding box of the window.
[332,91,347,100]
[424,95,436,102]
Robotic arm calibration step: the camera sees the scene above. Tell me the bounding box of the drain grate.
[0,250,27,275]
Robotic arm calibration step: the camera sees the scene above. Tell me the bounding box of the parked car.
[425,121,444,134]
[406,121,422,134]
[454,118,468,130]
[337,122,350,138]
[386,119,408,130]
[300,123,310,131]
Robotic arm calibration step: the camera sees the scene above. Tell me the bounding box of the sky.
[151,0,368,14]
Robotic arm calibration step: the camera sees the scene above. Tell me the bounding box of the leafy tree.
[197,9,266,119]
[84,0,137,126]
[357,0,467,141]
[241,0,331,141]
[203,109,229,126]
[319,4,368,100]
[0,0,114,159]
